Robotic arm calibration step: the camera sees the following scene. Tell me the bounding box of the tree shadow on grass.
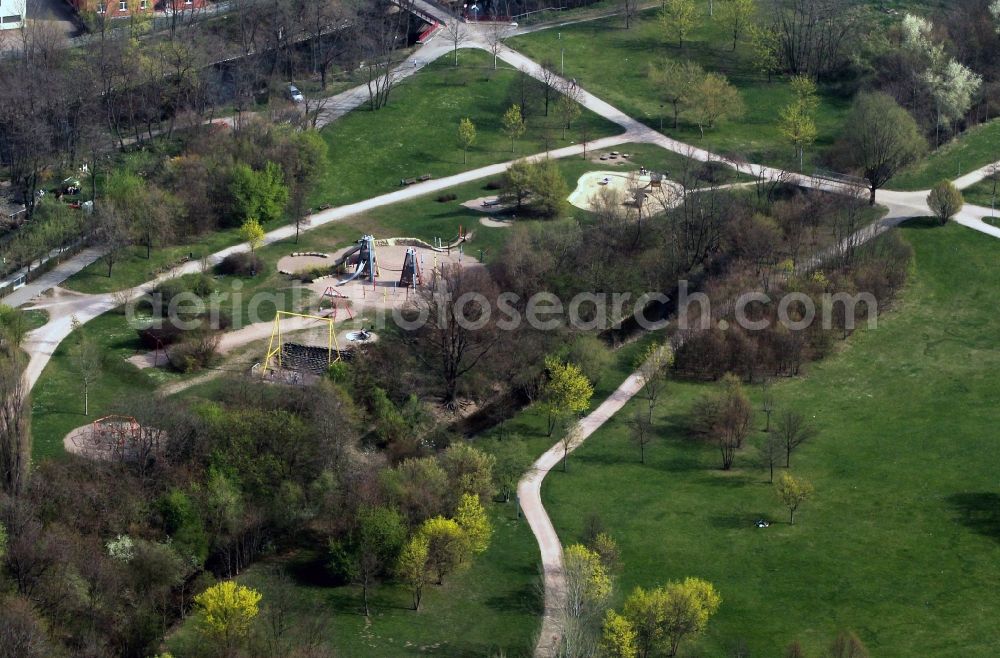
[899,217,942,230]
[709,512,771,530]
[484,582,543,617]
[946,492,1000,542]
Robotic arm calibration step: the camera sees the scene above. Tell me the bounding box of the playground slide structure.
[337,235,379,285]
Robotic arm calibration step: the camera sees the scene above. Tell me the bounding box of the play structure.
[335,234,380,285]
[399,247,422,288]
[262,310,340,374]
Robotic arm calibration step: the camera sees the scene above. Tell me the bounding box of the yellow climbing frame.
[261,310,339,374]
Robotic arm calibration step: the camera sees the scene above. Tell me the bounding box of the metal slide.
[337,259,367,285]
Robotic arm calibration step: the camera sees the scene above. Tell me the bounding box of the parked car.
[288,84,304,103]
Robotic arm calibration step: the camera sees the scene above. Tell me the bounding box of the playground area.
[277,233,475,313]
[63,415,165,464]
[567,170,684,214]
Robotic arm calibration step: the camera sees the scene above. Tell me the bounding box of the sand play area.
[567,170,685,214]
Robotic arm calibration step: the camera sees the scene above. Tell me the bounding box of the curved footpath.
[9,16,1000,657]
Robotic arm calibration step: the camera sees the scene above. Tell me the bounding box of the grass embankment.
[537,222,1000,656]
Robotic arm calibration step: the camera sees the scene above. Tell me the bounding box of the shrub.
[436,193,458,203]
[484,178,504,190]
[166,331,220,373]
[216,252,264,277]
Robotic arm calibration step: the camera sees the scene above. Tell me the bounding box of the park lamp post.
[558,32,564,76]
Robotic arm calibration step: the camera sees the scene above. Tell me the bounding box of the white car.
[288,84,304,104]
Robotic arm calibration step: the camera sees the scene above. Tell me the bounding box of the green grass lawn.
[537,222,1000,656]
[509,3,851,170]
[309,48,622,209]
[890,119,1000,191]
[166,507,541,657]
[960,176,1000,210]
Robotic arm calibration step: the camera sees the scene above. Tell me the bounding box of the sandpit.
[277,253,331,275]
[64,419,165,462]
[568,170,684,213]
[479,217,513,228]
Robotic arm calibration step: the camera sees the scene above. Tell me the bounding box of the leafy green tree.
[779,76,819,170]
[501,159,534,210]
[397,534,431,610]
[563,543,612,618]
[442,442,496,505]
[239,218,265,254]
[648,59,704,131]
[840,92,927,204]
[636,342,673,422]
[458,117,476,164]
[541,356,594,437]
[455,492,492,555]
[621,578,721,657]
[719,0,755,50]
[417,516,469,584]
[158,489,210,566]
[686,73,745,137]
[775,472,813,524]
[660,0,698,48]
[352,505,407,616]
[501,105,526,152]
[601,609,639,658]
[229,161,288,226]
[748,23,780,81]
[927,179,964,224]
[491,438,532,502]
[194,581,263,652]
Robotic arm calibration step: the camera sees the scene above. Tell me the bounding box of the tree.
[776,410,817,467]
[660,0,698,48]
[563,543,612,619]
[485,22,510,70]
[779,75,819,171]
[458,117,476,164]
[501,104,526,152]
[352,505,406,616]
[686,73,745,137]
[555,86,582,139]
[194,581,263,653]
[775,472,813,524]
[491,439,532,502]
[637,342,673,422]
[397,534,430,610]
[417,516,469,584]
[622,0,640,29]
[240,218,265,254]
[719,0,755,50]
[627,407,654,464]
[68,319,102,416]
[927,180,963,224]
[691,374,753,470]
[621,578,721,657]
[760,379,775,432]
[748,22,781,82]
[445,20,467,66]
[541,356,594,437]
[501,159,534,211]
[840,92,927,204]
[454,492,492,555]
[649,59,704,131]
[0,353,29,496]
[759,431,784,483]
[95,202,132,278]
[601,610,638,658]
[229,161,288,225]
[442,442,496,505]
[527,158,569,217]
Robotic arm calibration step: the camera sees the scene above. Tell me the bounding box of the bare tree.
[622,0,640,29]
[68,318,103,417]
[485,22,510,70]
[444,21,468,66]
[356,0,409,110]
[538,60,560,116]
[759,432,783,483]
[95,203,132,278]
[626,407,654,464]
[760,379,775,432]
[404,264,501,408]
[776,409,818,467]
